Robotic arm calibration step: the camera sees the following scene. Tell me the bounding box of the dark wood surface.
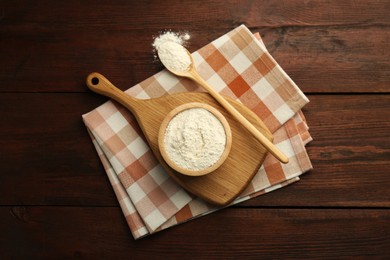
[1,0,389,258]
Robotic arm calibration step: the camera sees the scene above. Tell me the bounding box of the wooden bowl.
[158,102,232,177]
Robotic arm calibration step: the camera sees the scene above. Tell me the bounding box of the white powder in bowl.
[164,108,227,171]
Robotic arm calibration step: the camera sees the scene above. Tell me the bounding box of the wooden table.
[1,1,389,258]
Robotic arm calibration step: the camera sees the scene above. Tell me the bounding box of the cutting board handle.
[86,72,140,113]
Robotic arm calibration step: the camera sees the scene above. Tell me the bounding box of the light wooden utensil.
[158,46,289,164]
[86,72,273,205]
[158,102,232,177]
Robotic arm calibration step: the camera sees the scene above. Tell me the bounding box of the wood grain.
[1,207,388,258]
[0,0,388,93]
[1,0,389,258]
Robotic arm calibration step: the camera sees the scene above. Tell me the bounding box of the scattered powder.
[152,31,191,72]
[164,108,227,171]
[152,31,190,50]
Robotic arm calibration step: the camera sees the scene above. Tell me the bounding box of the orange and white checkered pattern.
[83,25,313,239]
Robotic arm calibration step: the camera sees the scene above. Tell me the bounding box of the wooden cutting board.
[87,73,272,206]
[164,94,272,205]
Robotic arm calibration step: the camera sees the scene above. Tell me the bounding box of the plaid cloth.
[82,25,313,239]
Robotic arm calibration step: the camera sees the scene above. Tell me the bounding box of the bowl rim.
[158,102,232,177]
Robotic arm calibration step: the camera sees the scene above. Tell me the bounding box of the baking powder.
[152,31,191,72]
[157,42,191,72]
[152,31,190,50]
[164,108,227,171]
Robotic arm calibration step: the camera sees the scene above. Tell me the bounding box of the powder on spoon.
[163,108,227,171]
[152,31,191,72]
[157,41,191,72]
[152,31,190,50]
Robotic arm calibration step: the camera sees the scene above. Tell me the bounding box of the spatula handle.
[86,72,139,113]
[189,70,289,164]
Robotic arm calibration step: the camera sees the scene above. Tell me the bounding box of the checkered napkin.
[82,25,313,239]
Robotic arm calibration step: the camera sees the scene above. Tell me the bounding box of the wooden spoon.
[157,44,289,164]
[86,72,273,205]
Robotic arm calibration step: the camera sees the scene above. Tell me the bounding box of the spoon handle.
[86,72,141,113]
[189,70,289,164]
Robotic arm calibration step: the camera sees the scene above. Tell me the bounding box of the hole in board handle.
[91,77,99,85]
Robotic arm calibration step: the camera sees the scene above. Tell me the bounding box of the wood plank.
[0,0,388,93]
[2,0,388,29]
[1,207,389,258]
[0,93,117,205]
[0,94,389,206]
[260,26,390,93]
